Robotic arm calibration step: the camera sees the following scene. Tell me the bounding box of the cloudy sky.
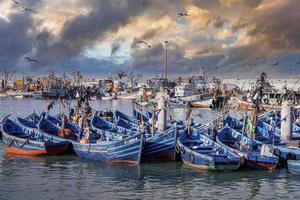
[0,0,300,77]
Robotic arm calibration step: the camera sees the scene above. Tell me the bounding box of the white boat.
[117,92,138,100]
[0,93,7,98]
[190,97,213,108]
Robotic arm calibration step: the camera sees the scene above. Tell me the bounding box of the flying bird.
[177,12,190,18]
[271,62,279,66]
[12,0,20,5]
[47,102,55,112]
[138,40,150,48]
[23,7,37,14]
[12,0,37,14]
[24,57,39,63]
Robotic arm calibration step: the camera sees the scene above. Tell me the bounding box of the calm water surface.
[0,99,299,200]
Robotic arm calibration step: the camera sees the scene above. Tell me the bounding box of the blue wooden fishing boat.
[143,127,178,161]
[216,125,279,170]
[41,116,144,164]
[92,113,178,161]
[133,108,150,123]
[115,110,137,124]
[256,121,300,161]
[225,115,300,161]
[72,133,144,164]
[262,112,300,138]
[92,114,138,135]
[116,109,185,131]
[288,160,300,175]
[225,116,285,145]
[177,128,242,170]
[45,113,81,134]
[1,117,69,156]
[17,113,78,144]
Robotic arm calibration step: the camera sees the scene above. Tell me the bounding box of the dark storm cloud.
[131,42,184,73]
[130,41,223,75]
[34,0,156,66]
[0,14,34,69]
[220,0,300,65]
[1,0,300,77]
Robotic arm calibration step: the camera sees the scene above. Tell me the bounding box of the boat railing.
[195,109,230,131]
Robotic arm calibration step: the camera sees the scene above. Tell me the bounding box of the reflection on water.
[0,99,300,199]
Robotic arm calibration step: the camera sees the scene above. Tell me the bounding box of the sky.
[0,0,300,78]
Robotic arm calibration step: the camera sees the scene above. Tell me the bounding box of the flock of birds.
[11,1,191,65]
[9,2,298,74]
[12,0,36,14]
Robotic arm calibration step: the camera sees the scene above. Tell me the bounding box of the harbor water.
[0,99,300,199]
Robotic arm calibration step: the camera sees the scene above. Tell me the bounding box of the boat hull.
[73,134,143,164]
[182,159,241,171]
[245,158,278,171]
[143,129,177,162]
[178,140,241,171]
[17,117,75,154]
[2,133,69,156]
[216,126,279,170]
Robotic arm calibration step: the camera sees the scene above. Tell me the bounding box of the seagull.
[138,40,150,48]
[23,7,37,14]
[25,57,39,63]
[177,12,190,18]
[12,0,20,5]
[47,102,55,112]
[12,0,36,14]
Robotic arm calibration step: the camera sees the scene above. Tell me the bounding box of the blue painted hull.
[94,112,179,161]
[178,129,242,171]
[73,133,143,164]
[225,116,299,163]
[274,146,300,161]
[2,118,69,155]
[216,126,278,170]
[18,117,74,144]
[143,129,177,161]
[39,113,144,163]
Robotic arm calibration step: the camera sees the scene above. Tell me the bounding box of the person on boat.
[167,115,173,123]
[98,131,107,141]
[211,127,217,141]
[84,127,94,141]
[69,108,74,120]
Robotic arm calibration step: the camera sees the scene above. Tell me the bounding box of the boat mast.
[249,72,266,138]
[164,41,168,79]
